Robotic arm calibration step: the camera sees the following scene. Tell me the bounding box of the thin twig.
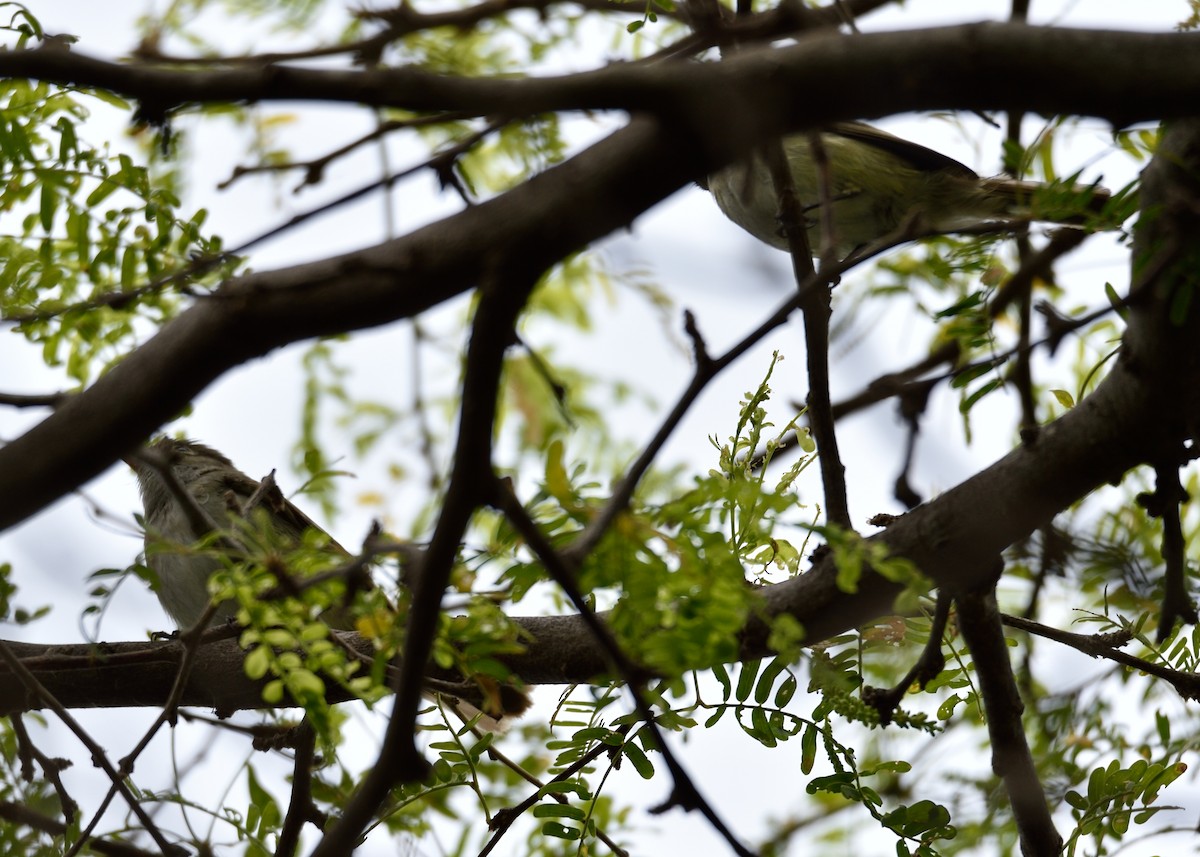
[0,390,69,407]
[564,223,914,566]
[219,113,474,191]
[275,719,318,857]
[309,261,537,857]
[63,601,223,857]
[479,728,629,855]
[775,130,852,528]
[1004,610,1200,701]
[0,799,160,857]
[480,724,633,856]
[955,581,1062,856]
[1140,463,1197,641]
[0,640,183,856]
[11,713,77,821]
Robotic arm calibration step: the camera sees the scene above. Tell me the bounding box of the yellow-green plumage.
[705,122,1109,257]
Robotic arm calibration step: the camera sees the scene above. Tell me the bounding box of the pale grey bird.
[126,438,329,628]
[125,437,529,727]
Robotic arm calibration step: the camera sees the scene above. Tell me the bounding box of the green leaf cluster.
[0,74,236,384]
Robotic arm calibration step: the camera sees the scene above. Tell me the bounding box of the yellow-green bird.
[701,121,1110,257]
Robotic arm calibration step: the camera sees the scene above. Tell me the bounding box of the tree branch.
[0,115,699,532]
[955,581,1061,856]
[5,26,1200,126]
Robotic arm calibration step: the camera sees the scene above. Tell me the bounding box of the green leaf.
[284,668,325,702]
[712,662,732,700]
[1155,710,1171,744]
[1105,281,1129,319]
[533,804,587,820]
[39,181,56,232]
[622,742,655,779]
[1051,389,1075,408]
[1087,765,1107,803]
[775,673,798,707]
[85,88,131,109]
[800,722,817,774]
[86,180,119,208]
[244,644,271,680]
[748,707,777,748]
[754,656,788,704]
[541,821,582,840]
[936,693,964,720]
[960,378,1003,413]
[950,363,992,389]
[735,660,761,703]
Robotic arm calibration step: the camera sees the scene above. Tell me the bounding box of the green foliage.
[1064,757,1186,855]
[0,65,237,385]
[860,125,1139,436]
[457,114,568,195]
[692,651,949,853]
[1114,127,1160,160]
[0,561,49,624]
[296,339,355,520]
[625,0,675,32]
[820,526,930,611]
[0,713,63,857]
[243,765,283,855]
[495,353,814,676]
[1,1,1190,856]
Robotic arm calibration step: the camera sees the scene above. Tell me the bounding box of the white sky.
[0,1,1189,855]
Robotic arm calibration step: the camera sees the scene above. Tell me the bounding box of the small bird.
[125,437,529,726]
[701,121,1111,257]
[125,438,330,629]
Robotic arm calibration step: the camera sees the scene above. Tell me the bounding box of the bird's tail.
[431,679,532,733]
[978,177,1112,225]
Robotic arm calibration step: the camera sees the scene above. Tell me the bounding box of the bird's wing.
[218,470,352,556]
[828,121,979,179]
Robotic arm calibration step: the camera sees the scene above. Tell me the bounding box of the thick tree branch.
[0,115,699,531]
[6,26,1200,128]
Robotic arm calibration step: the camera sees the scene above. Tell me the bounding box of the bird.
[701,121,1111,257]
[125,436,529,727]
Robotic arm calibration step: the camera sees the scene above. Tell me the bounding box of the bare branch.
[0,799,160,857]
[308,259,542,856]
[0,640,181,855]
[6,26,1200,126]
[955,581,1062,856]
[0,391,69,408]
